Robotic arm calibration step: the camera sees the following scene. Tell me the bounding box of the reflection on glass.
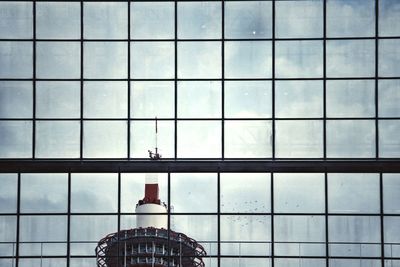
[225,1,272,39]
[221,173,270,213]
[178,42,221,78]
[84,42,127,79]
[379,80,400,117]
[36,42,80,79]
[384,217,400,244]
[276,0,323,38]
[275,41,323,78]
[379,120,400,158]
[71,173,118,213]
[274,173,325,213]
[225,41,272,78]
[328,173,380,213]
[0,2,32,38]
[329,259,381,267]
[0,174,17,213]
[327,40,375,77]
[178,81,221,118]
[379,0,400,36]
[221,258,271,267]
[275,81,323,118]
[275,259,326,267]
[19,259,66,267]
[327,120,375,158]
[0,81,32,119]
[0,216,16,242]
[383,174,400,214]
[69,258,97,267]
[327,80,375,118]
[379,39,400,77]
[178,2,221,39]
[84,2,127,39]
[0,121,32,158]
[0,41,32,78]
[21,173,68,213]
[225,120,272,158]
[276,120,323,158]
[131,42,174,78]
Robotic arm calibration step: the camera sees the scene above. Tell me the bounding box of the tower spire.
[148,117,161,160]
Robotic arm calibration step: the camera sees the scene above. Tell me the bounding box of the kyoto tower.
[95,120,206,267]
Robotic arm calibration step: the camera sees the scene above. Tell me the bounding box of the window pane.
[327,40,375,78]
[275,41,323,78]
[131,2,174,39]
[327,0,375,37]
[0,121,32,158]
[225,120,272,158]
[178,2,221,39]
[0,2,32,38]
[274,173,325,213]
[384,217,400,243]
[383,174,400,213]
[276,0,323,38]
[330,259,381,267]
[225,1,272,39]
[327,80,375,118]
[379,80,400,117]
[225,81,272,119]
[84,2,127,39]
[225,41,272,78]
[276,120,323,158]
[275,81,323,118]
[36,2,80,39]
[0,174,17,213]
[379,39,400,77]
[35,121,80,158]
[178,42,221,78]
[379,0,400,37]
[131,81,174,119]
[0,41,32,78]
[220,173,270,213]
[222,258,271,267]
[84,81,127,119]
[20,173,68,213]
[379,120,400,158]
[19,259,66,267]
[0,81,32,119]
[131,42,174,78]
[84,42,127,79]
[178,81,221,118]
[36,81,80,119]
[0,216,16,242]
[328,173,380,213]
[327,120,375,158]
[177,121,221,158]
[83,121,127,158]
[36,42,80,79]
[275,259,326,267]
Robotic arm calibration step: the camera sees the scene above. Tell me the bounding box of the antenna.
[148,117,161,160]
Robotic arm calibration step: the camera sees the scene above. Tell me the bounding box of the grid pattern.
[0,0,399,160]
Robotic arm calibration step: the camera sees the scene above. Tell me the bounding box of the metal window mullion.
[375,0,380,160]
[271,172,275,267]
[128,1,131,160]
[217,172,221,267]
[325,172,329,266]
[168,172,171,267]
[323,0,327,160]
[80,1,84,160]
[15,173,21,267]
[67,173,71,267]
[32,1,37,159]
[272,0,276,161]
[221,0,225,161]
[174,1,178,160]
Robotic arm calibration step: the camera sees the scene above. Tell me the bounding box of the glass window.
[171,173,217,213]
[224,1,272,39]
[84,42,127,79]
[130,120,174,158]
[328,173,380,213]
[178,41,221,79]
[379,120,400,158]
[327,0,375,37]
[131,81,174,119]
[275,259,326,267]
[220,173,271,213]
[275,81,323,118]
[383,174,400,213]
[178,2,221,39]
[20,173,68,213]
[83,121,127,158]
[0,216,16,242]
[0,81,32,119]
[35,121,80,158]
[274,173,325,213]
[275,41,323,78]
[327,120,375,158]
[384,217,400,244]
[131,42,174,79]
[36,2,80,39]
[0,2,32,38]
[327,40,375,78]
[276,0,323,38]
[84,81,127,119]
[177,121,221,158]
[36,81,80,119]
[225,41,272,78]
[222,259,271,267]
[379,39,400,77]
[131,2,174,39]
[275,120,323,158]
[379,0,400,37]
[84,2,127,39]
[0,121,32,158]
[330,259,381,267]
[0,174,17,213]
[379,80,400,117]
[0,41,32,78]
[225,120,272,158]
[327,80,375,118]
[71,173,118,213]
[19,259,66,267]
[36,42,80,79]
[178,81,221,118]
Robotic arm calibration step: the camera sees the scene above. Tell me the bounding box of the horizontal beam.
[0,160,400,173]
